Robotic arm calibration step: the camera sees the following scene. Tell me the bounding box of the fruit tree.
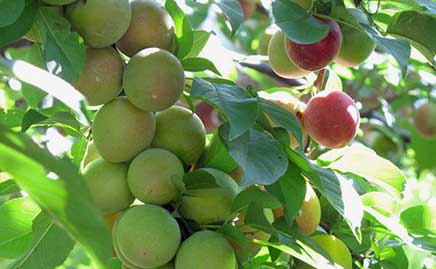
[0,0,435,269]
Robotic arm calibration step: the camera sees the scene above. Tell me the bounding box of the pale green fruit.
[335,24,375,67]
[81,140,100,170]
[179,168,240,224]
[300,234,352,269]
[83,158,134,214]
[123,48,184,112]
[116,0,175,56]
[127,148,184,205]
[92,97,155,163]
[66,0,131,48]
[175,231,237,269]
[413,102,436,139]
[257,31,273,55]
[113,205,181,269]
[152,106,206,165]
[292,0,313,10]
[361,192,397,217]
[268,31,310,79]
[73,47,123,106]
[42,0,76,5]
[122,263,174,269]
[295,182,321,235]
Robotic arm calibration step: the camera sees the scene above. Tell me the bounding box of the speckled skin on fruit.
[116,0,175,57]
[303,91,360,148]
[113,205,181,269]
[127,148,184,205]
[175,231,237,269]
[73,47,124,106]
[413,102,436,139]
[92,97,156,163]
[42,0,76,5]
[268,31,310,79]
[152,106,206,164]
[123,48,185,112]
[179,168,240,224]
[286,18,342,71]
[66,0,131,48]
[83,158,134,214]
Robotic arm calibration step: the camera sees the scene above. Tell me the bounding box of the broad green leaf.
[0,109,26,129]
[400,205,436,236]
[317,144,406,198]
[70,137,88,168]
[245,202,277,236]
[266,162,306,224]
[0,126,112,268]
[0,0,37,48]
[9,212,75,269]
[21,109,48,131]
[379,246,408,269]
[258,98,303,149]
[387,10,436,65]
[272,0,330,44]
[185,30,211,58]
[0,0,25,27]
[219,224,251,264]
[214,0,244,36]
[232,187,281,212]
[0,198,40,259]
[198,131,238,173]
[0,179,20,195]
[182,169,220,190]
[35,7,86,82]
[411,235,436,252]
[191,78,258,140]
[165,0,193,59]
[220,125,288,187]
[363,25,411,77]
[181,57,221,75]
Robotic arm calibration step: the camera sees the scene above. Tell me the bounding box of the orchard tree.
[0,0,435,269]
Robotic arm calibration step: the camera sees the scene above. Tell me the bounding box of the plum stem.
[313,69,326,93]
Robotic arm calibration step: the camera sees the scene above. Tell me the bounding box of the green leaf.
[198,131,239,173]
[191,78,258,140]
[0,0,37,48]
[266,162,306,224]
[387,10,436,65]
[181,57,221,75]
[0,179,20,195]
[183,169,220,190]
[232,187,281,212]
[214,0,244,36]
[0,126,112,268]
[0,0,25,27]
[70,137,88,168]
[245,202,277,236]
[8,212,75,269]
[317,144,406,198]
[362,25,411,77]
[219,223,251,264]
[414,0,436,13]
[35,7,86,82]
[400,205,436,236]
[220,125,288,187]
[21,109,49,132]
[0,198,40,259]
[185,30,211,58]
[379,246,408,269]
[258,98,303,149]
[165,0,193,59]
[272,0,330,44]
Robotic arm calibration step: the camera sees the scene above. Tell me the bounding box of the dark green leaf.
[387,10,436,65]
[272,0,330,44]
[0,126,112,268]
[183,168,220,190]
[21,109,49,132]
[181,57,221,75]
[0,179,20,195]
[219,223,251,264]
[0,198,40,259]
[191,78,258,140]
[245,202,277,236]
[232,187,281,212]
[165,0,193,59]
[0,0,37,48]
[220,125,288,187]
[185,30,211,58]
[9,212,75,269]
[215,0,244,36]
[198,131,239,173]
[0,0,25,27]
[379,246,408,269]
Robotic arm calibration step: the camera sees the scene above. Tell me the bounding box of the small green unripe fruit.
[83,158,134,214]
[179,168,240,224]
[372,133,397,159]
[312,234,352,269]
[128,148,184,205]
[113,205,181,269]
[42,0,76,5]
[152,106,206,165]
[66,0,131,48]
[123,48,184,112]
[92,97,156,163]
[295,182,321,235]
[175,231,237,269]
[73,47,123,106]
[81,140,100,170]
[257,31,272,55]
[413,102,436,139]
[268,31,310,79]
[335,24,375,67]
[361,192,397,217]
[116,0,175,57]
[122,263,174,269]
